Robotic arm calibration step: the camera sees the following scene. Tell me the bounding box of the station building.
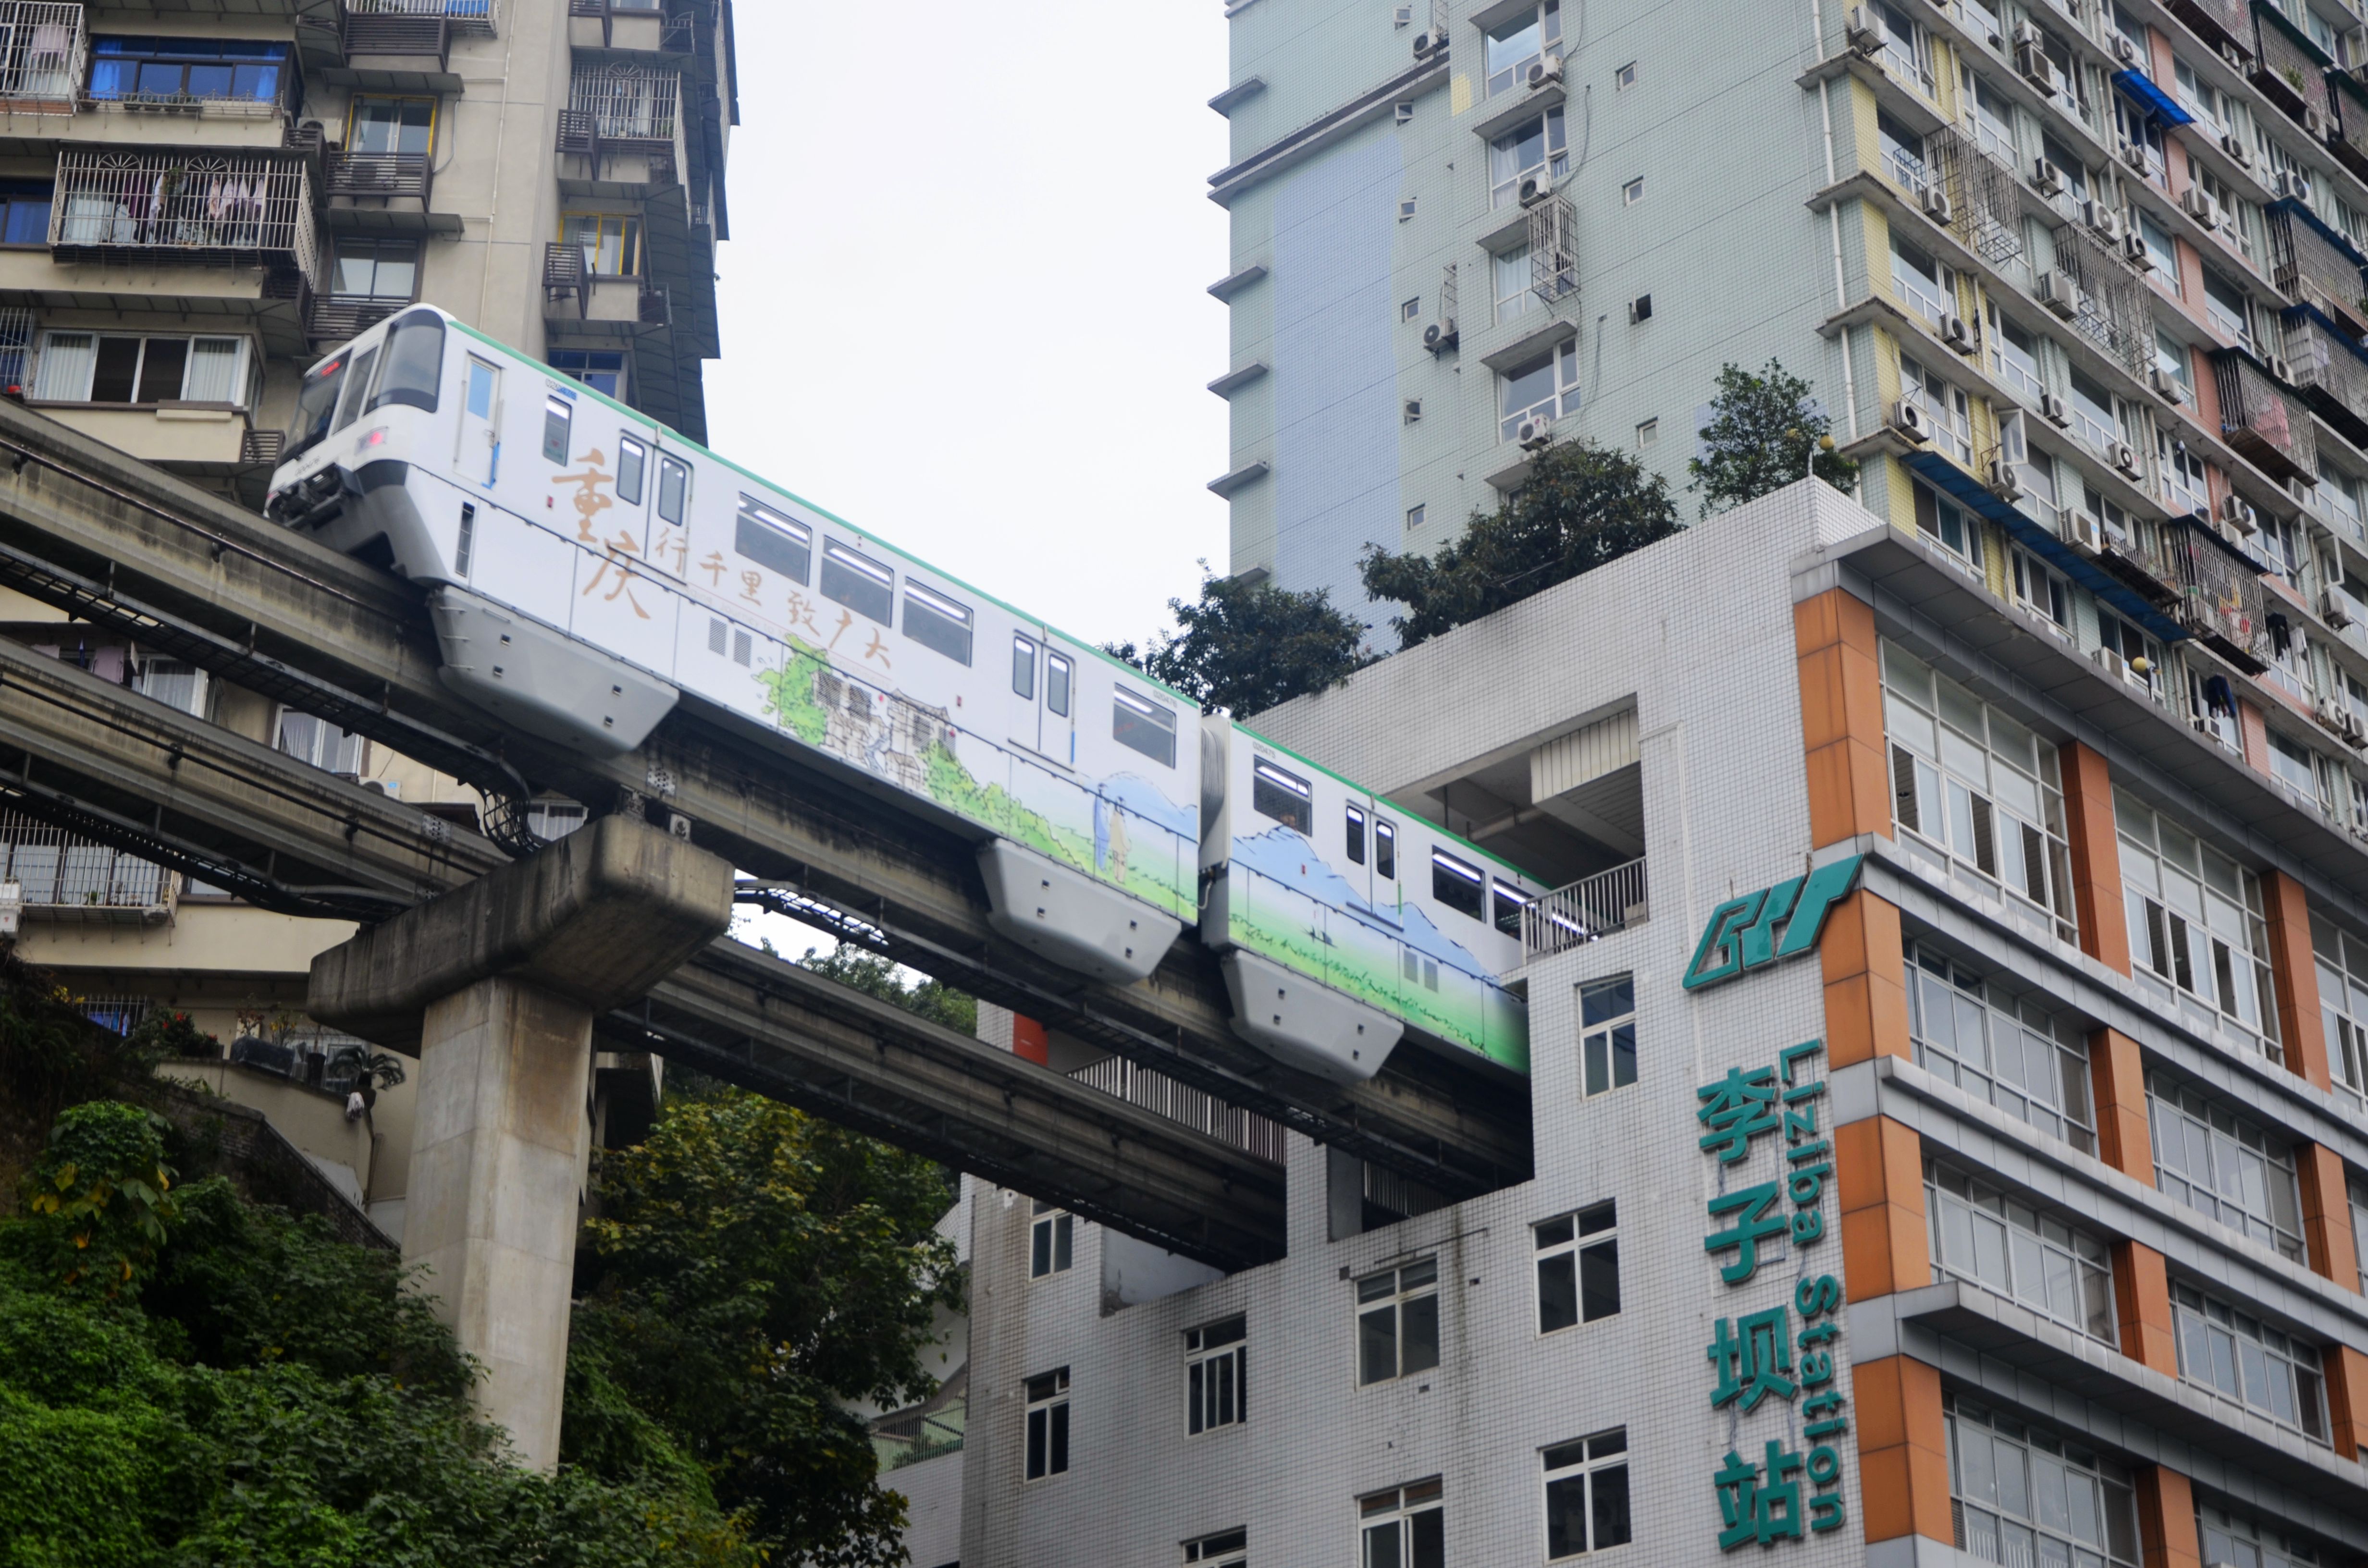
[913,477,2368,1568]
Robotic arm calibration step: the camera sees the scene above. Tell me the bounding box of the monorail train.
[264,306,1539,1082]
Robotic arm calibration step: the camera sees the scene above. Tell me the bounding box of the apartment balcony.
[306,292,407,343]
[2212,346,2317,482]
[2170,515,2277,672]
[2268,199,2368,337]
[2049,221,2156,380]
[2280,307,2368,445]
[1067,1055,1287,1164]
[49,150,318,284]
[2330,71,2368,185]
[557,65,684,193]
[2168,0,2252,56]
[567,0,693,55]
[1520,856,1647,962]
[326,9,462,93]
[0,808,175,924]
[0,2,83,115]
[351,0,497,38]
[322,149,458,235]
[1923,125,2024,270]
[542,240,668,337]
[2251,1,2333,134]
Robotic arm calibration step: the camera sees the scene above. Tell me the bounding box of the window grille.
[49,150,317,282]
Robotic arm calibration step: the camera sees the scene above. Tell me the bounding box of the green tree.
[1357,437,1684,649]
[567,1090,965,1567]
[798,943,976,1037]
[16,1100,177,1295]
[1108,563,1369,716]
[1687,358,1860,517]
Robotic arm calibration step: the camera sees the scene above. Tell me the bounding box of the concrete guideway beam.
[0,394,1530,1194]
[307,816,736,1472]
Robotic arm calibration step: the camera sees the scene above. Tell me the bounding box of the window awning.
[1900,450,2192,644]
[2111,68,2196,128]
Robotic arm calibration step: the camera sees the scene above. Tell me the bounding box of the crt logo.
[1682,856,1866,992]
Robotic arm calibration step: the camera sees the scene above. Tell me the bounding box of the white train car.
[264,306,1198,986]
[1201,722,1538,1082]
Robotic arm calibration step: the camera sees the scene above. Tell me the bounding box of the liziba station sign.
[1687,855,1865,1550]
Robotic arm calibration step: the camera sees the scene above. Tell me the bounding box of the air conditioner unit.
[2150,367,2188,403]
[2123,229,2153,268]
[1527,54,1564,89]
[2037,270,2082,319]
[2064,509,2104,555]
[2120,141,2151,176]
[2011,20,2045,49]
[2113,441,2144,477]
[2111,33,2141,67]
[1517,416,1554,449]
[2306,105,2328,141]
[2218,492,2259,532]
[2093,645,2129,681]
[2182,184,2223,229]
[1844,8,1882,56]
[1921,182,1954,225]
[2265,353,2296,383]
[2276,168,2312,204]
[1943,313,1977,353]
[2031,156,2068,196]
[1889,398,1933,442]
[1413,28,1443,56]
[2040,390,2072,426]
[1422,318,1457,352]
[2221,130,2254,168]
[1987,456,2025,500]
[2085,201,2126,242]
[2016,41,2061,96]
[1517,171,1554,206]
[2321,587,2356,629]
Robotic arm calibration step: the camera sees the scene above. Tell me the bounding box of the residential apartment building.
[0,0,732,1232]
[925,478,2368,1568]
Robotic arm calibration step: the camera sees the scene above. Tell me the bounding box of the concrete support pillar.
[2086,1027,2153,1183]
[309,815,732,1470]
[1836,1115,1929,1304]
[2300,1141,2360,1290]
[2112,1240,2178,1378]
[1793,587,1892,850]
[2134,1465,2202,1568]
[1852,1355,1951,1546]
[2261,869,2330,1090]
[2057,742,2130,976]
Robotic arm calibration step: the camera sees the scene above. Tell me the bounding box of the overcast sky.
[701,3,1233,657]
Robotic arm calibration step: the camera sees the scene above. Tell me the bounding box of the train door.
[456,353,500,486]
[1342,790,1378,915]
[1007,627,1075,765]
[1009,629,1041,754]
[645,447,693,578]
[605,432,652,564]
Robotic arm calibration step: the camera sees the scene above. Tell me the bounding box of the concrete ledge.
[308,814,732,1052]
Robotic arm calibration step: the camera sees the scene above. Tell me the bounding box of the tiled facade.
[935,479,2368,1568]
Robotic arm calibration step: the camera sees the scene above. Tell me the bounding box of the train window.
[541,393,572,462]
[1346,803,1368,865]
[902,581,974,665]
[1375,820,1397,880]
[367,308,443,415]
[1011,634,1036,699]
[1431,850,1486,921]
[708,617,726,655]
[455,503,475,578]
[1492,882,1529,937]
[735,496,809,582]
[1046,652,1071,716]
[464,356,496,419]
[286,352,347,457]
[656,454,690,526]
[821,539,894,623]
[1251,759,1313,834]
[616,436,647,504]
[733,628,752,666]
[1112,687,1177,767]
[332,345,378,433]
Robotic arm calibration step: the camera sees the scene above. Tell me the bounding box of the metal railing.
[2213,347,2316,481]
[566,63,678,141]
[2331,73,2368,183]
[49,150,318,281]
[2169,0,2252,55]
[2281,307,2368,443]
[1068,1054,1288,1165]
[1520,856,1647,961]
[2166,516,2275,672]
[307,293,407,342]
[324,149,432,202]
[0,808,176,918]
[343,11,448,62]
[1528,191,1577,304]
[2269,202,2368,335]
[2250,3,2330,130]
[0,2,81,108]
[2051,221,2155,380]
[350,0,497,37]
[1927,124,2025,269]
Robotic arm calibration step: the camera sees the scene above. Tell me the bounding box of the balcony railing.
[2280,307,2368,444]
[324,149,431,202]
[2268,200,2368,335]
[1521,856,1647,962]
[2051,221,2155,380]
[1067,1055,1287,1164]
[0,809,175,921]
[2252,1,2332,130]
[343,10,448,65]
[349,0,497,37]
[308,292,407,342]
[566,63,678,142]
[2213,347,2316,481]
[1927,124,2025,268]
[2170,0,2252,55]
[2330,72,2368,184]
[0,2,83,110]
[49,150,318,281]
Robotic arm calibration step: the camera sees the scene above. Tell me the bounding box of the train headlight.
[357,426,389,451]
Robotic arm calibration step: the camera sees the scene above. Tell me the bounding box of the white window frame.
[1988,307,2046,403]
[1184,1316,1246,1437]
[1898,352,1972,465]
[1481,0,1561,98]
[1534,1200,1617,1334]
[2117,789,2282,1059]
[1542,1428,1631,1560]
[1494,243,1533,323]
[1498,339,1579,441]
[2313,911,2368,1113]
[1182,1529,1247,1567]
[1488,108,1568,208]
[1903,939,2096,1153]
[1029,1198,1073,1278]
[273,706,365,776]
[1023,1366,1071,1481]
[1925,1160,2116,1342]
[1578,974,1635,1097]
[1890,234,1955,332]
[2148,1068,2305,1260]
[2172,1281,2330,1444]
[1359,1480,1444,1568]
[31,329,253,407]
[1356,1257,1441,1385]
[1945,1396,2142,1568]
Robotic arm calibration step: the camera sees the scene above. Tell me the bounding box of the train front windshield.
[285,353,347,461]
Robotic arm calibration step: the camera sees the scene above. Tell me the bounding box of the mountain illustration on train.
[262,305,1538,1084]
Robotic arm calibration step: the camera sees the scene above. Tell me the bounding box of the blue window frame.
[88,37,288,103]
